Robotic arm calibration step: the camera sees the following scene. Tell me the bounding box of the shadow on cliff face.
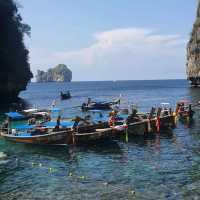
[189,87,200,104]
[0,98,30,113]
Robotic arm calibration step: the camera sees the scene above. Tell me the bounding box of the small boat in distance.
[81,98,120,111]
[60,91,71,100]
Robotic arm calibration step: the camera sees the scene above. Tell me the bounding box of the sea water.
[0,80,200,199]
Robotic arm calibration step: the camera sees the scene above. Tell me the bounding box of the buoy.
[69,172,73,177]
[79,176,85,180]
[129,190,135,195]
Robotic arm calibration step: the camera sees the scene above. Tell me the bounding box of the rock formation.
[187,0,200,86]
[36,64,72,82]
[0,0,33,103]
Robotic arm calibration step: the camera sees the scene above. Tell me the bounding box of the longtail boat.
[111,105,176,137]
[0,116,75,145]
[0,127,71,145]
[60,91,71,100]
[175,100,195,121]
[66,128,114,145]
[81,98,120,111]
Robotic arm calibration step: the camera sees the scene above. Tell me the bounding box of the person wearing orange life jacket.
[108,111,117,127]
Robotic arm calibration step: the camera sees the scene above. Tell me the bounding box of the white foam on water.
[0,152,7,160]
[0,160,9,165]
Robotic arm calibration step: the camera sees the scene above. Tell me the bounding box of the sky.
[18,0,198,81]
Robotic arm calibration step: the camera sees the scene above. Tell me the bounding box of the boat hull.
[127,115,176,136]
[67,128,113,145]
[0,130,70,145]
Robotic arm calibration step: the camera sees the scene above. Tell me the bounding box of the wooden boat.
[0,128,71,145]
[81,102,112,111]
[111,114,175,138]
[81,98,120,111]
[111,104,176,137]
[66,127,114,145]
[22,108,50,120]
[60,91,71,100]
[175,100,194,121]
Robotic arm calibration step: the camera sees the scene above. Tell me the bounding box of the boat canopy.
[5,112,25,120]
[44,121,74,128]
[23,108,38,113]
[50,108,61,112]
[161,103,170,105]
[177,100,191,104]
[14,124,35,130]
[88,110,103,113]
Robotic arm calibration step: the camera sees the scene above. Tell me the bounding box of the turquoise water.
[1,80,200,199]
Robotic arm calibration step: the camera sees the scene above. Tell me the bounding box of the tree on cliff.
[0,0,33,102]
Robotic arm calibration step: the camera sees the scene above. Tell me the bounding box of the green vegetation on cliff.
[0,0,33,102]
[36,64,72,82]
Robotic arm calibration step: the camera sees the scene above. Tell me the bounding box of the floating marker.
[129,190,135,195]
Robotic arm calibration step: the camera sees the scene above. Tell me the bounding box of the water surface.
[1,80,200,199]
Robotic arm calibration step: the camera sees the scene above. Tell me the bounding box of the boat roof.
[50,108,61,112]
[23,108,38,113]
[88,110,103,113]
[5,112,25,120]
[32,112,49,116]
[177,100,191,104]
[44,121,74,128]
[14,124,35,130]
[161,103,170,105]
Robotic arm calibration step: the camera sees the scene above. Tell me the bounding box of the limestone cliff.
[0,0,33,103]
[36,64,72,82]
[187,0,200,86]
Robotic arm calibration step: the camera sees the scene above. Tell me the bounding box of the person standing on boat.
[2,119,9,131]
[87,98,91,106]
[55,115,61,130]
[108,111,116,127]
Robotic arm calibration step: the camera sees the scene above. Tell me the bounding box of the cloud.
[30,27,187,81]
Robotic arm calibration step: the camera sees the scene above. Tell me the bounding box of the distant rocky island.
[187,1,200,86]
[36,64,72,82]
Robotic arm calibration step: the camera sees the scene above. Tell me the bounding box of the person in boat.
[54,115,61,131]
[188,104,195,119]
[99,112,103,118]
[108,110,117,127]
[67,91,71,97]
[126,108,142,125]
[1,119,9,131]
[44,113,51,122]
[28,117,36,125]
[51,100,56,108]
[87,98,92,106]
[72,116,91,132]
[81,103,87,111]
